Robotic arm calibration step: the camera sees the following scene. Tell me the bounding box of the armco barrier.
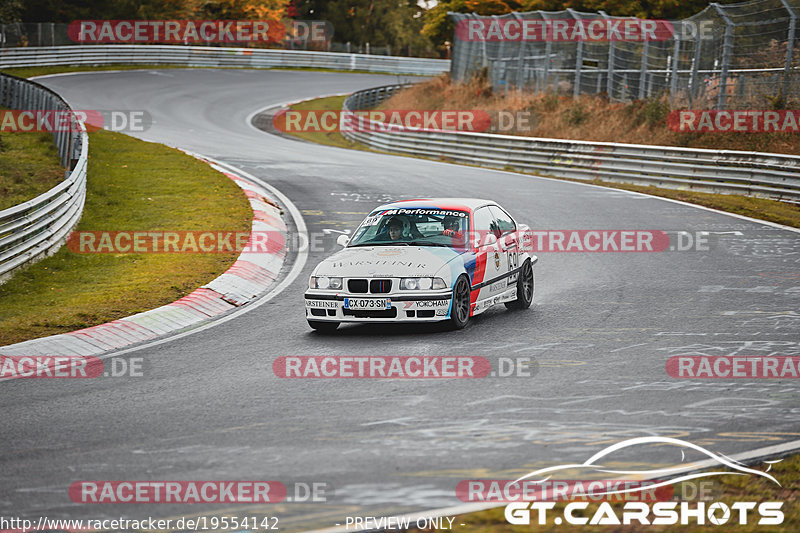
[0,45,449,76]
[342,85,800,203]
[0,73,88,283]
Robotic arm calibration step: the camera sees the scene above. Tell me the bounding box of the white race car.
[304,198,537,331]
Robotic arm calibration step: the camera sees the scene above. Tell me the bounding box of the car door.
[489,205,520,291]
[472,206,506,308]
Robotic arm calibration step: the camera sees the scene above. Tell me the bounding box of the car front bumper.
[304,291,453,323]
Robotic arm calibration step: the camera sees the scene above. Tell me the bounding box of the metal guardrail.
[342,85,800,203]
[0,45,450,76]
[0,73,88,283]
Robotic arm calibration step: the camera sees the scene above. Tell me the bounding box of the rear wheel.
[308,320,339,332]
[449,276,471,330]
[505,259,534,310]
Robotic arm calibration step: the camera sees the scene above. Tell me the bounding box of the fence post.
[713,3,734,110]
[568,9,583,99]
[781,0,796,105]
[600,11,615,97]
[689,37,702,103]
[512,13,527,90]
[670,28,681,105]
[476,14,488,69]
[493,15,507,93]
[537,11,552,93]
[639,38,649,100]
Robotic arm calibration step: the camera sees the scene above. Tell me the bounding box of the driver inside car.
[442,215,464,237]
[387,217,404,241]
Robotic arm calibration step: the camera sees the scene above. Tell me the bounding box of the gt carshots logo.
[503,437,785,526]
[504,501,783,526]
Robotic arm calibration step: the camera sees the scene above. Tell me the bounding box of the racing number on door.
[507,250,519,271]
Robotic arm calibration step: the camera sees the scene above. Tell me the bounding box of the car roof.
[372,198,495,213]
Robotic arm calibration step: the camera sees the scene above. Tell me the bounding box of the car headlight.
[400,277,445,290]
[310,276,342,289]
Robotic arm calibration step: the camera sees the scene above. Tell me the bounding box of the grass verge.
[451,453,800,532]
[1,64,192,79]
[282,94,800,229]
[0,122,65,210]
[0,130,252,346]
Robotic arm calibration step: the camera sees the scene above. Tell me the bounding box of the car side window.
[473,206,499,243]
[489,206,516,235]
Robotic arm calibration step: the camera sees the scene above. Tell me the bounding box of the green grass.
[0,130,252,346]
[582,179,800,229]
[1,64,191,79]
[285,95,800,229]
[0,125,65,210]
[449,453,800,532]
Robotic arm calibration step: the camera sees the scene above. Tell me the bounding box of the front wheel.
[308,320,339,332]
[448,276,471,330]
[505,259,534,310]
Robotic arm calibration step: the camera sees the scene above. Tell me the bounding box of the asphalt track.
[2,69,799,529]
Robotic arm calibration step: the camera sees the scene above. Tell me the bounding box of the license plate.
[344,298,391,310]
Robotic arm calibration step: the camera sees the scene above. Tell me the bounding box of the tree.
[423,0,745,49]
[0,0,22,23]
[295,0,433,56]
[422,0,522,52]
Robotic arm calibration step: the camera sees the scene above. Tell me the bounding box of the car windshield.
[348,208,470,249]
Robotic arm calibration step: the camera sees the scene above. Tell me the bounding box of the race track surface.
[2,69,798,529]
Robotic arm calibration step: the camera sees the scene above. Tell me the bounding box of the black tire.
[308,320,339,332]
[448,275,471,330]
[505,259,534,310]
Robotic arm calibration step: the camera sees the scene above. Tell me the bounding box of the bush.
[564,104,588,126]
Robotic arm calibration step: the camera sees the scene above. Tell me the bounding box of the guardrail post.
[713,3,734,110]
[781,0,796,106]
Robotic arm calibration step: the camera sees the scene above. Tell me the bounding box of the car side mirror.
[336,234,350,247]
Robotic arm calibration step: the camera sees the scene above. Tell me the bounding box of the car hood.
[315,246,466,278]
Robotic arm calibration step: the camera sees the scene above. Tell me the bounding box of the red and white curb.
[0,156,287,357]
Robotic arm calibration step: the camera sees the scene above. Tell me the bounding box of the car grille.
[348,278,392,294]
[348,279,368,293]
[370,279,392,293]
